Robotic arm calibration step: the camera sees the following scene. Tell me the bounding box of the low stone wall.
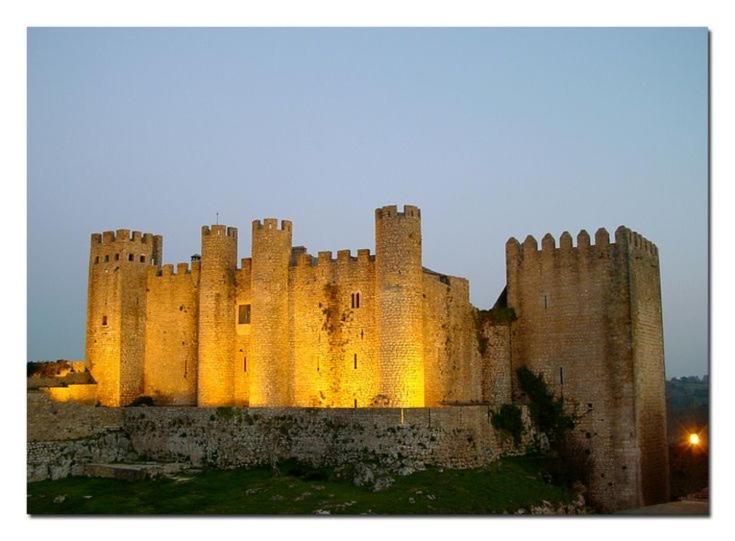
[27,392,534,482]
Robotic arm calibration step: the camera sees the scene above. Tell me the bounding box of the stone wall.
[144,263,200,405]
[27,392,533,482]
[27,391,132,481]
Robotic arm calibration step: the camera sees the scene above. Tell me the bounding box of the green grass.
[27,457,573,515]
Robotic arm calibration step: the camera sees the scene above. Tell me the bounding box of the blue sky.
[27,28,708,377]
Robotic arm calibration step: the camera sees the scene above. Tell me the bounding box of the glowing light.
[688,433,701,446]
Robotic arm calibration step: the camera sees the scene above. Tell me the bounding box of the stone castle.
[81,204,669,510]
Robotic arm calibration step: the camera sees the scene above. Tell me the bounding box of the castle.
[83,204,669,510]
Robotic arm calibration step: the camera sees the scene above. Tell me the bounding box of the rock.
[408,497,415,504]
[352,463,375,488]
[270,495,284,501]
[372,476,394,492]
[53,495,66,504]
[314,509,331,515]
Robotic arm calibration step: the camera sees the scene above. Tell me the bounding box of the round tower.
[250,218,293,406]
[86,229,162,406]
[374,204,425,407]
[196,225,237,406]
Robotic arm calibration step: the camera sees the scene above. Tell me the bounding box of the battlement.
[506,226,659,260]
[148,262,193,278]
[252,218,292,232]
[375,204,421,220]
[91,230,160,246]
[202,225,238,238]
[238,257,253,272]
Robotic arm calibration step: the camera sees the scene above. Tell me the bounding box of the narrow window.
[115,253,120,261]
[102,315,108,326]
[238,304,251,324]
[360,329,364,340]
[104,254,109,262]
[559,366,564,385]
[543,295,548,309]
[353,353,358,369]
[350,293,355,308]
[94,256,99,264]
[128,253,134,261]
[354,399,358,408]
[140,255,146,263]
[243,357,247,372]
[355,292,360,308]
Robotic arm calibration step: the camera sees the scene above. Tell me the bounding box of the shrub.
[128,395,154,407]
[491,404,524,445]
[516,366,590,488]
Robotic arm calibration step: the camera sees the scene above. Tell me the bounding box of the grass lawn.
[27,456,574,515]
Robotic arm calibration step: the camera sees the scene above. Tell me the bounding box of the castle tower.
[196,225,237,406]
[505,226,669,511]
[85,229,162,406]
[374,205,425,407]
[249,218,293,406]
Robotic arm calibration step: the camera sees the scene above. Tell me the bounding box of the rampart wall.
[27,392,532,482]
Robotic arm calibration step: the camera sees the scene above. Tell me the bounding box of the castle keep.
[81,204,669,511]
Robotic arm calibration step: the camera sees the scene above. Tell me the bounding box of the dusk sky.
[28,28,708,378]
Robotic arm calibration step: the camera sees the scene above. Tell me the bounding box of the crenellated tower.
[374,205,425,407]
[86,229,162,406]
[196,225,238,406]
[249,218,293,406]
[505,225,668,511]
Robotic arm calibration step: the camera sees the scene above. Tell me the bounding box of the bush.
[516,366,590,488]
[491,404,524,445]
[516,366,575,446]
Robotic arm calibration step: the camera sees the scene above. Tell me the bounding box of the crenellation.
[541,233,555,251]
[595,227,610,247]
[559,231,573,250]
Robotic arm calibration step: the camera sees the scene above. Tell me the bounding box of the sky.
[27,28,708,378]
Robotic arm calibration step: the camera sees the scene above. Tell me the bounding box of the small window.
[243,357,247,372]
[354,399,358,408]
[94,256,99,264]
[351,292,361,309]
[115,253,120,261]
[238,304,251,324]
[559,366,564,385]
[353,353,358,369]
[102,315,108,326]
[128,253,134,261]
[140,255,145,263]
[543,294,549,309]
[104,254,109,262]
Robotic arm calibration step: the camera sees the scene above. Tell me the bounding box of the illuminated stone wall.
[423,272,483,406]
[144,262,200,405]
[505,227,669,512]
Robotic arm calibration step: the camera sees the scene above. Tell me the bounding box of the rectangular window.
[140,255,146,263]
[354,399,358,408]
[128,253,134,261]
[238,304,251,324]
[94,256,99,264]
[115,253,120,261]
[559,366,564,385]
[351,292,361,309]
[543,295,549,309]
[102,315,108,326]
[353,353,358,369]
[104,254,109,262]
[243,357,247,372]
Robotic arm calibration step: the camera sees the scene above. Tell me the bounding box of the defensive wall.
[27,391,532,483]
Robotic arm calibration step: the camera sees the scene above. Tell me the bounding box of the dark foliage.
[491,404,524,445]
